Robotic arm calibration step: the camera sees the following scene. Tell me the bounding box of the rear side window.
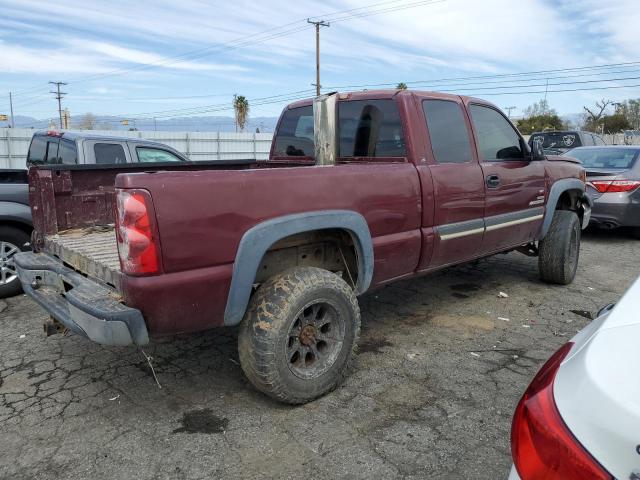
[470,105,524,160]
[27,136,47,164]
[58,139,77,165]
[582,134,595,146]
[44,139,60,164]
[137,147,183,163]
[94,143,127,164]
[273,106,314,157]
[339,99,406,157]
[593,135,606,146]
[423,100,473,164]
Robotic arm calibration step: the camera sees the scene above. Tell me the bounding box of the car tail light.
[511,342,612,480]
[115,189,161,275]
[590,180,640,193]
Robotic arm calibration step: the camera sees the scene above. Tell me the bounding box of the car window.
[567,148,639,169]
[530,132,582,150]
[339,99,406,157]
[582,134,595,146]
[94,143,127,164]
[58,139,77,165]
[273,106,314,157]
[469,105,524,160]
[423,99,473,164]
[593,134,606,146]
[136,147,183,163]
[27,136,47,164]
[44,139,60,164]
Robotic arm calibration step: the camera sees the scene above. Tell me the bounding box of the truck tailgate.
[45,226,121,289]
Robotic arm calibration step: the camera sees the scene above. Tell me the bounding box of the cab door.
[418,96,485,269]
[465,102,546,253]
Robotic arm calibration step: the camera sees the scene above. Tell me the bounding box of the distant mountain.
[8,115,279,133]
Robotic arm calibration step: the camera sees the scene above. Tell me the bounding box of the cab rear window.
[273,106,314,157]
[27,136,47,164]
[272,99,406,159]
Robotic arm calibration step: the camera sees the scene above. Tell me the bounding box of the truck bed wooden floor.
[45,226,121,289]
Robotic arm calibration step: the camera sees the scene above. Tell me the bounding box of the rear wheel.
[0,226,31,298]
[238,267,360,404]
[538,210,581,285]
[631,227,640,240]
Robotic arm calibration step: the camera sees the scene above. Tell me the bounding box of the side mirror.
[526,137,546,161]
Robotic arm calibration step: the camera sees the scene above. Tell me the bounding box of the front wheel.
[0,226,31,298]
[238,267,360,404]
[538,210,581,285]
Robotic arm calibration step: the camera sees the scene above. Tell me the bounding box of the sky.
[1,0,639,127]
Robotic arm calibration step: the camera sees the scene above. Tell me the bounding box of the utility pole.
[49,81,67,129]
[307,19,330,96]
[9,92,15,128]
[505,106,516,119]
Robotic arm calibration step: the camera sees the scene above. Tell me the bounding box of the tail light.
[115,189,161,275]
[590,180,640,193]
[511,342,612,480]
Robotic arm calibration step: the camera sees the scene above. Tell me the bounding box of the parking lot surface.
[1,229,638,480]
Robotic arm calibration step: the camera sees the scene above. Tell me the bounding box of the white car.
[509,276,640,480]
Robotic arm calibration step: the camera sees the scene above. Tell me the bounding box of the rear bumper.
[14,252,148,346]
[588,192,640,228]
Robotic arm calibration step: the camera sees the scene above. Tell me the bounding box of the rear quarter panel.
[116,163,422,333]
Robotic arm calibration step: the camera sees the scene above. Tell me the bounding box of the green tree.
[396,82,408,90]
[517,100,565,134]
[601,113,631,133]
[616,99,640,130]
[517,114,566,135]
[233,94,250,132]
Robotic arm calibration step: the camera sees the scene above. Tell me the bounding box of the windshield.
[565,147,639,169]
[530,132,581,150]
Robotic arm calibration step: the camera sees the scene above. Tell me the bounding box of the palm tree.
[396,82,408,90]
[233,94,250,132]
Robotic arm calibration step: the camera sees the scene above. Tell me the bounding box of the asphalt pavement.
[1,229,638,480]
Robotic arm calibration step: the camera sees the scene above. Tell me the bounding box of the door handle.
[486,174,501,188]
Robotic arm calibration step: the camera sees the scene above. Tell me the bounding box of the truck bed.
[45,226,121,289]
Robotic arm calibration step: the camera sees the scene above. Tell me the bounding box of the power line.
[325,60,640,89]
[2,0,447,100]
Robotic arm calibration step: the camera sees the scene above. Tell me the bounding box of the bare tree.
[583,99,613,128]
[77,113,97,130]
[523,99,556,117]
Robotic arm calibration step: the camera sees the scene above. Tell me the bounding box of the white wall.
[0,129,274,169]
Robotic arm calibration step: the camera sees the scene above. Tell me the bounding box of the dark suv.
[529,130,607,155]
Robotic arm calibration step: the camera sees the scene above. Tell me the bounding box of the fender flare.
[223,210,374,326]
[539,178,591,239]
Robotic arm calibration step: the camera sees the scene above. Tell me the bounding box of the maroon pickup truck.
[15,90,591,404]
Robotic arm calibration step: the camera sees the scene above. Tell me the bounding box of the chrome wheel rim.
[0,241,20,286]
[286,300,345,380]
